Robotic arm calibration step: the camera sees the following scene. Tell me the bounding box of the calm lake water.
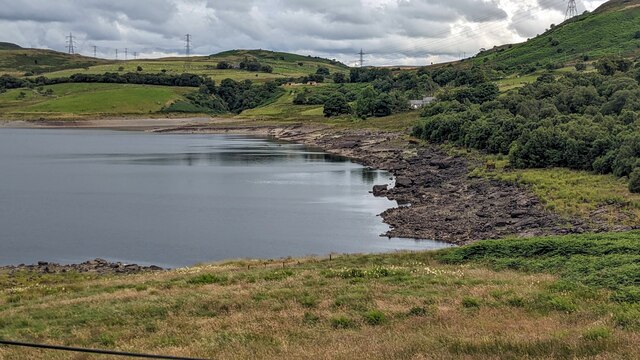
[0,128,450,267]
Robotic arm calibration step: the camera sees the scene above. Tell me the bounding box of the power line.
[565,0,578,20]
[358,48,366,67]
[65,33,75,54]
[185,34,192,69]
[185,34,191,57]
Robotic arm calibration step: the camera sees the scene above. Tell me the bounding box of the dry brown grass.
[1,251,638,359]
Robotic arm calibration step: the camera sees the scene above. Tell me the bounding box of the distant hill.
[0,42,22,50]
[0,48,109,75]
[474,0,640,72]
[209,49,348,68]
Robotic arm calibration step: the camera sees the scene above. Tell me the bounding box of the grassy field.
[0,83,193,117]
[0,232,638,359]
[0,49,108,76]
[14,49,348,83]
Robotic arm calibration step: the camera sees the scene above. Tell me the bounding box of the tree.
[216,61,231,69]
[323,93,351,117]
[355,85,378,118]
[136,66,143,72]
[316,66,330,76]
[629,168,640,193]
[595,58,617,76]
[293,91,307,105]
[332,72,347,84]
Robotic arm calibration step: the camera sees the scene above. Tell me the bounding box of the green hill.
[0,48,109,76]
[23,49,348,83]
[474,0,640,72]
[0,42,22,50]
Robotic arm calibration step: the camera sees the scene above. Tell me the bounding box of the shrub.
[407,307,429,317]
[629,168,640,193]
[582,327,611,341]
[323,93,352,117]
[461,296,481,308]
[216,61,231,69]
[330,316,357,329]
[188,273,229,285]
[363,310,386,326]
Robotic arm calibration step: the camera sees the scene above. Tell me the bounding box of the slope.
[474,0,640,72]
[0,48,110,76]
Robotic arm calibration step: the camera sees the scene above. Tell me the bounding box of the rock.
[429,159,452,169]
[372,185,388,196]
[337,141,358,149]
[510,210,529,218]
[395,177,413,188]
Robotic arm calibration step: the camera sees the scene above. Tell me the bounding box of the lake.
[0,128,450,267]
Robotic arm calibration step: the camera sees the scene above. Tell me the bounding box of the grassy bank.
[0,83,193,117]
[1,232,638,359]
[469,157,640,226]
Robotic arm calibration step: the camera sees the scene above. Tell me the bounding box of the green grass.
[0,83,192,116]
[0,232,638,359]
[475,3,640,69]
[470,159,640,225]
[438,231,640,304]
[23,49,348,83]
[0,49,108,76]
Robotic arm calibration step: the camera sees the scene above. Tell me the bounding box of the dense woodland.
[414,58,640,192]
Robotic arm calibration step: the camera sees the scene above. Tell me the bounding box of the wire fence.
[0,340,208,360]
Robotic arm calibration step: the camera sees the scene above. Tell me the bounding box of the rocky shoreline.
[0,258,164,275]
[158,122,629,244]
[1,119,628,272]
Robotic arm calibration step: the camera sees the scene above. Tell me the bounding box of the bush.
[316,66,330,76]
[330,316,357,329]
[187,273,229,285]
[629,168,640,193]
[323,93,352,117]
[216,61,232,69]
[363,310,386,325]
[461,296,481,308]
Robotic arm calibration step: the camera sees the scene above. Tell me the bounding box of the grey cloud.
[0,0,609,65]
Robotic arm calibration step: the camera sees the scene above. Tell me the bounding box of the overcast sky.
[0,0,608,66]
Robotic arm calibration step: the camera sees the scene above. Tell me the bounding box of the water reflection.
[56,148,348,166]
[0,129,450,268]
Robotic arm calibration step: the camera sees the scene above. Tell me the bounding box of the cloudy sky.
[0,0,608,65]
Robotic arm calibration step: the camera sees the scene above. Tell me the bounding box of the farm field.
[0,83,193,116]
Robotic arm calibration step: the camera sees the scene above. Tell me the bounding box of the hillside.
[474,0,640,72]
[16,49,348,83]
[0,42,21,50]
[0,48,109,76]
